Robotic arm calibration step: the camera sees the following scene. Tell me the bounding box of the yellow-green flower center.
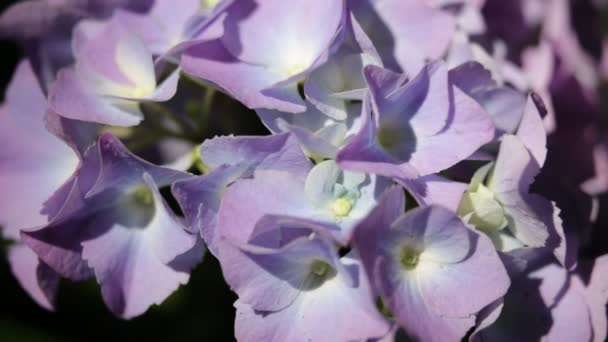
[332,198,353,217]
[400,247,420,270]
[310,260,330,277]
[132,185,154,207]
[201,0,221,9]
[377,126,401,150]
[285,63,307,78]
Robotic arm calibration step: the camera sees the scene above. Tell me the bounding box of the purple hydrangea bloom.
[0,60,98,310]
[172,133,313,256]
[182,0,346,112]
[353,186,510,341]
[48,15,180,126]
[22,133,199,318]
[337,62,495,179]
[214,159,389,254]
[221,217,390,341]
[0,0,152,86]
[255,13,380,161]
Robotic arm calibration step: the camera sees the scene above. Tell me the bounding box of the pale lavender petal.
[217,170,311,249]
[8,244,59,311]
[449,61,526,134]
[336,93,419,179]
[81,174,196,319]
[221,0,344,69]
[234,254,389,342]
[221,236,337,312]
[113,0,201,55]
[354,203,509,341]
[172,165,247,256]
[182,39,305,113]
[199,132,312,179]
[339,63,494,178]
[516,93,548,167]
[135,68,180,102]
[587,255,608,342]
[351,0,456,73]
[0,60,79,239]
[491,135,549,247]
[87,133,191,197]
[49,68,143,126]
[397,174,467,211]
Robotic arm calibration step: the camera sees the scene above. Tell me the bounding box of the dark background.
[0,1,238,341]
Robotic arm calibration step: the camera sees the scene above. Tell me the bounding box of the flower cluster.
[1,0,607,341]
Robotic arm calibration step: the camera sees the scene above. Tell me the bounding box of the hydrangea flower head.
[353,187,510,341]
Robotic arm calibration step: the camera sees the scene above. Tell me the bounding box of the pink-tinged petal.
[0,60,79,239]
[516,93,548,167]
[234,255,389,342]
[182,39,305,112]
[8,244,59,311]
